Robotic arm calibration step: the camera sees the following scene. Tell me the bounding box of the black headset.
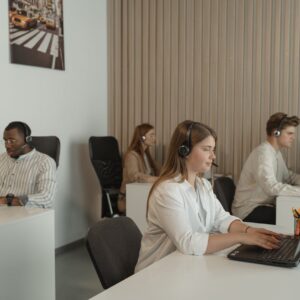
[178,122,195,157]
[274,115,288,137]
[20,122,32,144]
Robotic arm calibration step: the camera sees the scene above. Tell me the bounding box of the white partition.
[0,207,55,300]
[276,196,300,234]
[126,183,152,233]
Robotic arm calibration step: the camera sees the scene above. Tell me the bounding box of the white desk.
[126,183,152,233]
[277,196,300,234]
[90,224,299,300]
[0,207,55,300]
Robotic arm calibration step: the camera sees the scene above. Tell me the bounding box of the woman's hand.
[240,227,282,250]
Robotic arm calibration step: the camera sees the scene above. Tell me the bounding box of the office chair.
[89,136,123,217]
[31,136,60,168]
[86,216,142,289]
[213,176,236,214]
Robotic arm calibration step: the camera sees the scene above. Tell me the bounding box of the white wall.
[0,0,107,247]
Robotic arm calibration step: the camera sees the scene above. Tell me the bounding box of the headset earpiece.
[20,122,32,144]
[274,129,281,137]
[178,122,194,158]
[274,115,288,137]
[142,136,146,141]
[178,145,190,157]
[25,135,32,143]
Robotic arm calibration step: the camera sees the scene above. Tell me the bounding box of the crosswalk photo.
[8,0,65,71]
[9,23,65,70]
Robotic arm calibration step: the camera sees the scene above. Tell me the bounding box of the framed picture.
[8,0,65,70]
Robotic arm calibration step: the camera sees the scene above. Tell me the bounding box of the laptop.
[228,235,300,268]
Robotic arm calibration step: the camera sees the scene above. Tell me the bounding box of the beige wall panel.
[162,0,172,158]
[108,0,300,180]
[155,0,164,162]
[186,0,195,120]
[193,0,203,125]
[216,0,227,174]
[134,0,142,126]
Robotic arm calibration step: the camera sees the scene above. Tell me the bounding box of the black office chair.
[31,136,60,168]
[89,136,123,217]
[213,176,236,214]
[86,216,142,289]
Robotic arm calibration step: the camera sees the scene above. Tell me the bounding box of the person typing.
[135,121,280,272]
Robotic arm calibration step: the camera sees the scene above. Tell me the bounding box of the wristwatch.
[6,193,14,206]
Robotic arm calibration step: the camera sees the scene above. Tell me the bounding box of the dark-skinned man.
[0,121,56,208]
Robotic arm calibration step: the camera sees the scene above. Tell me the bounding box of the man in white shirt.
[232,112,300,224]
[0,121,56,208]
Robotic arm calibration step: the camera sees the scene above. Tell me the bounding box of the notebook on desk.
[228,235,300,268]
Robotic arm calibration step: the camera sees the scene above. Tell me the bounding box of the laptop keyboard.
[261,236,300,261]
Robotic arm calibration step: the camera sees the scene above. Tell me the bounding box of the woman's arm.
[205,220,281,254]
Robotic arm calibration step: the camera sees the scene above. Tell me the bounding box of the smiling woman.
[134,120,281,272]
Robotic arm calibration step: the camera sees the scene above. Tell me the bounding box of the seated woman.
[135,120,280,272]
[118,123,160,214]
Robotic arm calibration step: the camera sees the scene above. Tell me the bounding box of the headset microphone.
[212,162,218,167]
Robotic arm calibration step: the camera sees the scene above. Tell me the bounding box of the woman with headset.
[118,123,160,214]
[135,120,280,272]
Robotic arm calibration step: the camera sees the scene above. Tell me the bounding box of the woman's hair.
[146,120,217,216]
[266,112,300,136]
[126,123,159,175]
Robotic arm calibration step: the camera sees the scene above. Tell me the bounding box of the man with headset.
[232,112,300,224]
[0,121,56,208]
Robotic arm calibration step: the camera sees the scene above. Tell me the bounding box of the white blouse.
[232,141,300,220]
[135,176,239,272]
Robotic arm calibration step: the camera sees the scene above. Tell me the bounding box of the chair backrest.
[31,136,60,168]
[213,176,236,214]
[88,136,123,189]
[86,216,142,289]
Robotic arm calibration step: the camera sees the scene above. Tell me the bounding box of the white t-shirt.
[135,176,238,272]
[232,141,300,219]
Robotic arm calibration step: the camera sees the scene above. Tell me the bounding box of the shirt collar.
[264,141,280,155]
[173,174,202,192]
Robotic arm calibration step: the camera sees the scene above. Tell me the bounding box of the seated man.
[0,121,56,208]
[232,112,300,224]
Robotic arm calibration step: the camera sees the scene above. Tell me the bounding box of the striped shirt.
[0,148,56,208]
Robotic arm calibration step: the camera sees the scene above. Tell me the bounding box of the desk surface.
[0,206,52,225]
[90,224,299,300]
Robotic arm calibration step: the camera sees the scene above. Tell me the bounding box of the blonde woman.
[118,123,159,213]
[135,120,280,272]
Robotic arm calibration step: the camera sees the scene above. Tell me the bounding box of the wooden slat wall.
[107,0,300,180]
